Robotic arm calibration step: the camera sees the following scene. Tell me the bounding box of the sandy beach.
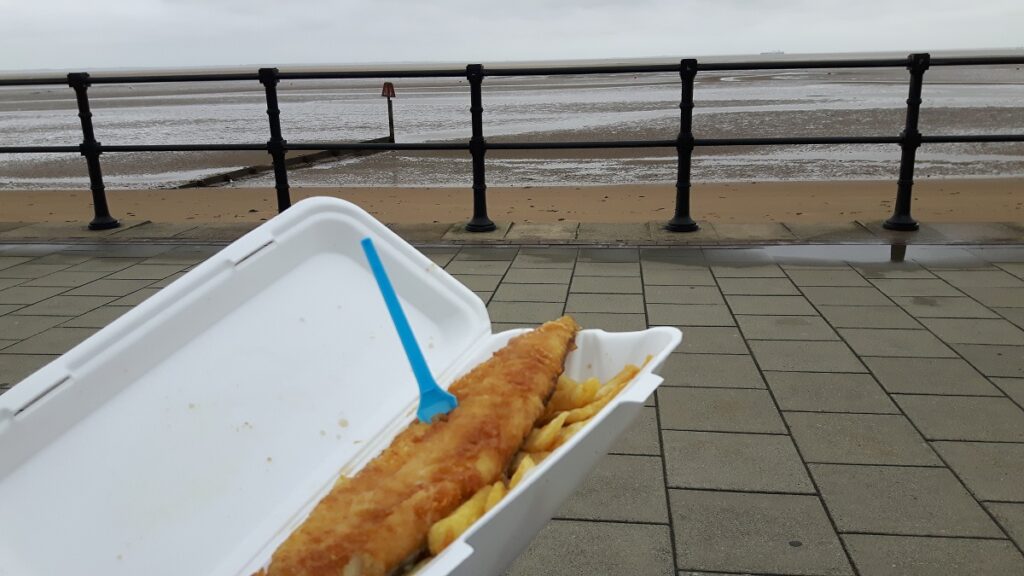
[1,178,1020,224]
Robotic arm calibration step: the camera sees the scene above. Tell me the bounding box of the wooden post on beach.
[259,67,292,213]
[381,82,396,143]
[67,72,119,230]
[666,59,700,232]
[465,64,497,232]
[884,53,930,231]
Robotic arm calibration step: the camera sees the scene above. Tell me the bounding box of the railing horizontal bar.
[930,56,1024,66]
[697,59,911,72]
[287,142,470,151]
[2,55,1022,86]
[695,136,903,146]
[488,140,677,149]
[102,144,267,152]
[0,145,80,153]
[278,70,466,80]
[921,134,1024,143]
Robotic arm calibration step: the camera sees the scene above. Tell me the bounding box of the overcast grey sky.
[2,0,1022,71]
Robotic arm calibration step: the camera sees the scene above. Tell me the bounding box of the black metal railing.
[1,53,1022,232]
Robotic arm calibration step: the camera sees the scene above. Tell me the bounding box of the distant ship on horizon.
[760,50,786,55]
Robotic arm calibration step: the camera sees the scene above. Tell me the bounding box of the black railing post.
[67,72,119,230]
[258,67,292,212]
[884,53,930,231]
[465,64,496,232]
[666,58,700,232]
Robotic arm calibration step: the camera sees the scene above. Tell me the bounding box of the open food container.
[0,198,681,576]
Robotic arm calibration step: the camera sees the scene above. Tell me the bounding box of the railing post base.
[882,215,919,231]
[665,217,699,233]
[465,220,497,233]
[88,215,120,230]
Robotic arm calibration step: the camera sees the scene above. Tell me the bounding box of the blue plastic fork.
[361,237,458,423]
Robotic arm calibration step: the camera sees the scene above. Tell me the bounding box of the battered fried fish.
[259,316,580,576]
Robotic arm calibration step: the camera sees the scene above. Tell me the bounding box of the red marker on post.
[382,82,396,142]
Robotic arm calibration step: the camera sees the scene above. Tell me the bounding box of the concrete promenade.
[1,226,1023,575]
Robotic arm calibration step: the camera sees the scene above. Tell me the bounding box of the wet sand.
[2,178,1021,224]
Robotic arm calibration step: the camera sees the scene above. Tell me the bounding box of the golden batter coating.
[259,316,580,576]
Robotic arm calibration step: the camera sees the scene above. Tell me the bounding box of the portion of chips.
[423,359,650,560]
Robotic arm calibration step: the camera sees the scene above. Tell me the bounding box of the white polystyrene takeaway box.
[0,197,681,576]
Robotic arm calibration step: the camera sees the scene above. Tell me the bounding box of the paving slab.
[933,441,1024,502]
[786,412,940,465]
[566,293,645,313]
[892,296,1001,318]
[0,304,21,316]
[451,247,519,261]
[839,328,957,358]
[920,317,1024,345]
[894,395,1024,442]
[575,222,651,243]
[493,283,568,303]
[717,277,799,295]
[785,268,871,287]
[556,454,668,523]
[510,248,577,269]
[608,407,660,456]
[998,307,1024,329]
[713,222,798,242]
[663,430,814,493]
[646,304,734,326]
[864,356,1002,395]
[710,264,785,278]
[109,288,161,306]
[643,285,724,305]
[642,266,716,286]
[578,247,639,262]
[0,354,59,387]
[2,327,98,354]
[568,312,647,331]
[659,353,765,388]
[106,222,199,241]
[737,315,839,340]
[573,261,640,277]
[854,263,936,279]
[105,264,189,280]
[507,520,674,576]
[817,305,922,328]
[3,312,74,340]
[502,268,572,284]
[992,377,1024,406]
[869,278,965,297]
[669,490,853,575]
[673,326,748,354]
[952,344,1024,378]
[657,388,786,433]
[569,276,642,294]
[505,221,578,241]
[10,295,117,316]
[749,340,866,372]
[640,248,707,266]
[0,278,24,291]
[20,270,110,288]
[933,269,1024,289]
[0,263,75,279]
[486,301,564,323]
[0,286,68,305]
[61,306,131,328]
[841,534,1024,576]
[452,274,503,292]
[65,279,154,297]
[443,260,510,275]
[766,372,898,413]
[810,464,1003,537]
[802,286,893,306]
[725,295,818,316]
[0,256,33,271]
[783,221,876,243]
[960,286,1024,308]
[986,503,1024,550]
